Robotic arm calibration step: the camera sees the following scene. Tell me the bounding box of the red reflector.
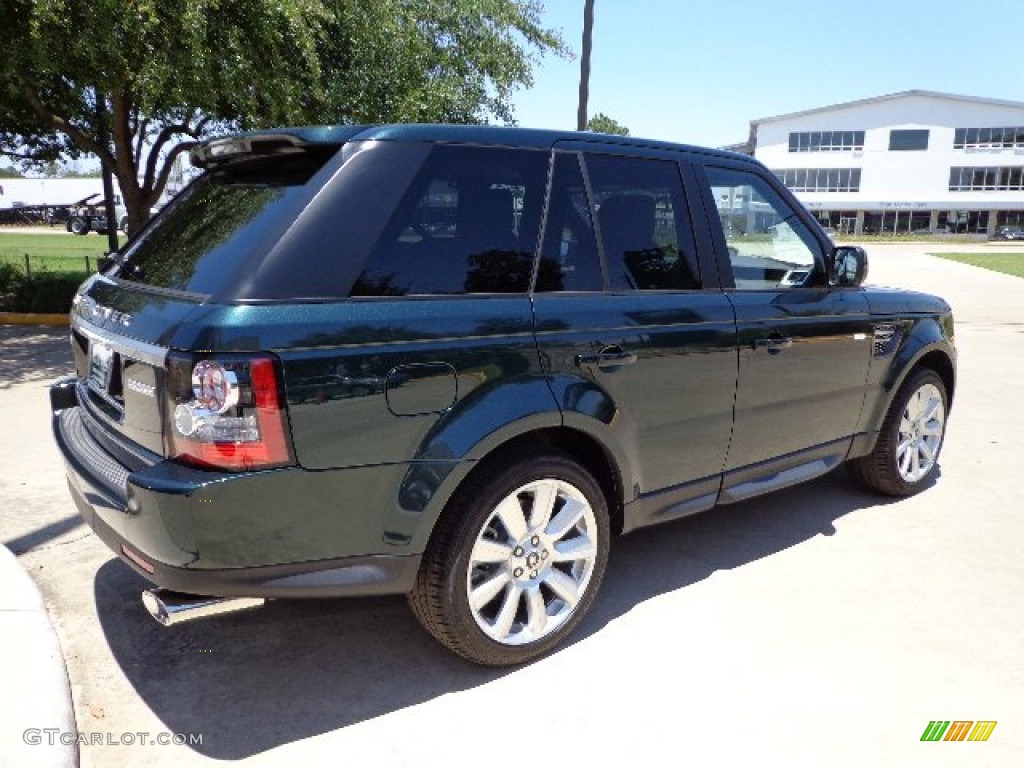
[250,357,290,464]
[122,545,155,574]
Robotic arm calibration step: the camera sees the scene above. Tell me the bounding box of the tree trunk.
[119,182,155,237]
[108,91,158,237]
[576,0,595,131]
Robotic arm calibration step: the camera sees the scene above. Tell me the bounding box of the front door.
[700,165,873,498]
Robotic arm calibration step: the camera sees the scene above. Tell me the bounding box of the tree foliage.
[586,113,629,136]
[0,0,565,231]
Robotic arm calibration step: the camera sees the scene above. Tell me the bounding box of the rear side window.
[115,149,338,294]
[585,154,700,291]
[352,146,549,296]
[536,153,602,292]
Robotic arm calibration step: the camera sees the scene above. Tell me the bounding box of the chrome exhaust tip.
[142,589,265,627]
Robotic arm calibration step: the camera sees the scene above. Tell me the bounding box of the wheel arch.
[410,424,629,559]
[472,427,627,536]
[912,349,955,409]
[851,339,955,460]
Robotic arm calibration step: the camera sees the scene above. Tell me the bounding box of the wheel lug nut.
[531,536,540,546]
[529,570,538,579]
[514,567,524,578]
[513,546,524,557]
[541,550,549,560]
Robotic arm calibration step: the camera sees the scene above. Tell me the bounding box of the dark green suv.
[51,124,955,665]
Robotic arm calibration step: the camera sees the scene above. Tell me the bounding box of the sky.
[7,0,1023,173]
[511,0,1024,147]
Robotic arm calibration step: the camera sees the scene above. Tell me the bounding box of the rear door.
[697,163,873,500]
[532,150,737,523]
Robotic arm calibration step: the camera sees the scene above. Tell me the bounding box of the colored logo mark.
[921,721,997,742]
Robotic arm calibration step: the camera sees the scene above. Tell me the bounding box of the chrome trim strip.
[73,316,168,367]
[719,456,840,504]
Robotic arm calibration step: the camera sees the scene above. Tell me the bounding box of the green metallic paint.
[125,460,440,567]
[533,291,738,497]
[724,288,874,469]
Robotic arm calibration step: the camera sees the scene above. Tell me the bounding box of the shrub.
[0,266,83,313]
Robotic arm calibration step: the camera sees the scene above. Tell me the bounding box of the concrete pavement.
[1,325,79,767]
[1,243,1022,767]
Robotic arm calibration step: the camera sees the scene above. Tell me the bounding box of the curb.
[0,545,78,767]
[0,312,70,326]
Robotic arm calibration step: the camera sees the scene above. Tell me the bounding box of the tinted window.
[705,166,819,290]
[536,153,602,291]
[585,154,700,290]
[352,146,548,296]
[116,148,339,294]
[889,129,930,151]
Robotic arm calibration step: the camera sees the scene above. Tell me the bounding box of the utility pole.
[577,0,595,131]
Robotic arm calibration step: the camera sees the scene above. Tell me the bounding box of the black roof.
[193,123,754,166]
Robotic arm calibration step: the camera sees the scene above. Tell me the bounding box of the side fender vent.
[872,324,901,358]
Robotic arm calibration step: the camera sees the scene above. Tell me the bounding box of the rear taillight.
[166,354,292,471]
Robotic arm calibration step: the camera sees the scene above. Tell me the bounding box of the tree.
[587,113,629,136]
[576,0,595,131]
[0,1,565,233]
[0,166,22,178]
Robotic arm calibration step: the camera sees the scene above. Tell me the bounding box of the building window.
[889,129,930,151]
[948,166,1024,191]
[997,211,1024,228]
[954,127,1024,149]
[938,211,988,234]
[787,131,864,152]
[814,210,860,234]
[772,168,862,192]
[862,211,933,235]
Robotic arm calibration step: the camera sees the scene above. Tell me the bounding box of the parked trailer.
[1,178,125,232]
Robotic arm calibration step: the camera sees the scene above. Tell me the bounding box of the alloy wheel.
[896,382,945,483]
[466,478,599,646]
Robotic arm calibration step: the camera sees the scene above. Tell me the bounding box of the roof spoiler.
[190,133,314,169]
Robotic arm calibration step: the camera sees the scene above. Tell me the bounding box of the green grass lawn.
[932,252,1024,279]
[0,231,124,276]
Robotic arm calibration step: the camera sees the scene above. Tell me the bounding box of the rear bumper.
[50,379,420,598]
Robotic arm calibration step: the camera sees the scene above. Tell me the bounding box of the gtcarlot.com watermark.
[24,728,203,747]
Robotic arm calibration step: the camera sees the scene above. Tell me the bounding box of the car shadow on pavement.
[0,326,71,389]
[95,470,907,760]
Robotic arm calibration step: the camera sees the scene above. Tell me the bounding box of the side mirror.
[831,246,868,287]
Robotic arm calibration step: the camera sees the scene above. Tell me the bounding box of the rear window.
[114,148,339,295]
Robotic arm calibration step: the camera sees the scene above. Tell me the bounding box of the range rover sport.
[51,124,955,665]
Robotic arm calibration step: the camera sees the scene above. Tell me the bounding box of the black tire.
[848,368,948,496]
[409,451,610,666]
[68,216,89,236]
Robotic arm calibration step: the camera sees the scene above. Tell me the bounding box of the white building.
[746,90,1024,236]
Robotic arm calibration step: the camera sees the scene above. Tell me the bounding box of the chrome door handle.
[575,347,638,370]
[752,336,793,354]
